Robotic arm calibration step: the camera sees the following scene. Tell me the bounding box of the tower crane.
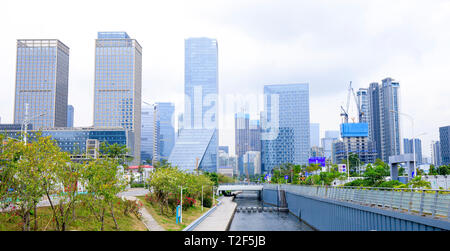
[340,81,363,124]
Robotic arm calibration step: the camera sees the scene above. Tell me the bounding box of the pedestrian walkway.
[192,196,237,231]
[123,195,166,231]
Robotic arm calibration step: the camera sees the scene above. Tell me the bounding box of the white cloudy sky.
[1,0,450,157]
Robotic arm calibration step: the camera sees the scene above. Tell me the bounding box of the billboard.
[338,164,347,173]
[309,157,326,167]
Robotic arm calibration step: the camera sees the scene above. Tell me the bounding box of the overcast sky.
[1,0,450,157]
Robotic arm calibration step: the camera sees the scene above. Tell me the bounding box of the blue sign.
[176,205,181,224]
[284,175,289,180]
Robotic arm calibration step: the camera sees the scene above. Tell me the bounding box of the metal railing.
[264,184,450,220]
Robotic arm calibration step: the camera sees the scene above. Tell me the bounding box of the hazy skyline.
[2,0,450,157]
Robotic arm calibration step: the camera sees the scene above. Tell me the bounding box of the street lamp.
[21,103,47,145]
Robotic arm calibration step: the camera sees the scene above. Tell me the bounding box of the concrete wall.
[262,188,450,231]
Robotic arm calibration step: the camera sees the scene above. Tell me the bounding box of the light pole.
[21,103,47,145]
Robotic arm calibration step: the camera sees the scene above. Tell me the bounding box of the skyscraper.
[368,82,381,159]
[14,39,69,129]
[67,105,74,127]
[156,102,175,160]
[141,102,157,164]
[431,141,442,167]
[439,126,450,165]
[367,78,401,163]
[403,138,423,165]
[261,83,310,174]
[184,37,218,130]
[380,78,401,163]
[310,123,320,148]
[169,37,218,172]
[357,88,370,124]
[93,32,142,164]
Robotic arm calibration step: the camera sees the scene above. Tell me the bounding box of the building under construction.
[333,82,377,166]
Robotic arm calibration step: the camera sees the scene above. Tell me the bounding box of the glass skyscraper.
[439,126,450,165]
[169,37,218,172]
[380,78,401,163]
[93,32,142,164]
[403,138,423,165]
[14,39,70,129]
[141,102,157,164]
[184,37,218,130]
[156,102,175,160]
[310,123,320,148]
[261,83,310,174]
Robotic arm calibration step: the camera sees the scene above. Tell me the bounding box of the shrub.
[202,196,212,208]
[183,197,196,209]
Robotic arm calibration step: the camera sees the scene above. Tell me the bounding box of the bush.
[131,183,145,188]
[202,196,212,208]
[378,180,403,188]
[183,197,196,209]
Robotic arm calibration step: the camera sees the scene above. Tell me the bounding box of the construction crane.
[340,81,363,124]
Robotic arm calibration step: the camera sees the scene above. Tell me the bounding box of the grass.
[0,201,147,231]
[137,195,212,231]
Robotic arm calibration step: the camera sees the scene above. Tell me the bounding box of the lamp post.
[21,103,47,145]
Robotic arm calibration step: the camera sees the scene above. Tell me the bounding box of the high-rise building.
[310,123,320,148]
[357,88,370,124]
[14,39,70,129]
[439,126,450,165]
[261,83,310,174]
[367,78,401,163]
[67,105,74,127]
[431,141,442,167]
[321,130,340,162]
[156,102,175,160]
[141,102,157,164]
[368,82,381,159]
[379,78,401,163]
[403,138,423,165]
[184,37,218,130]
[93,32,142,164]
[169,37,218,172]
[218,146,229,154]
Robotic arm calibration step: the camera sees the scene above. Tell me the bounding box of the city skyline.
[2,1,450,157]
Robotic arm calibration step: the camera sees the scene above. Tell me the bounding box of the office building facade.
[93,32,142,164]
[310,123,320,148]
[261,83,310,174]
[141,102,157,164]
[14,39,70,129]
[156,102,175,160]
[439,126,450,165]
[431,141,442,167]
[321,130,339,162]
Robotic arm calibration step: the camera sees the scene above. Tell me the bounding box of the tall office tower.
[141,103,157,164]
[368,82,381,159]
[156,102,175,160]
[439,126,450,165]
[357,88,370,124]
[403,138,423,165]
[93,32,142,164]
[235,112,249,175]
[431,141,442,166]
[169,37,218,172]
[249,119,261,152]
[379,78,401,163]
[177,113,183,137]
[14,39,69,129]
[310,123,320,148]
[184,37,218,130]
[367,79,401,163]
[261,83,310,174]
[67,105,74,127]
[321,130,340,162]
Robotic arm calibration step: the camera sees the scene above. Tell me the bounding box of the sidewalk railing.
[263,184,450,220]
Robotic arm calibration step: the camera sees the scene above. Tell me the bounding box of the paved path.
[192,196,237,231]
[123,195,165,231]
